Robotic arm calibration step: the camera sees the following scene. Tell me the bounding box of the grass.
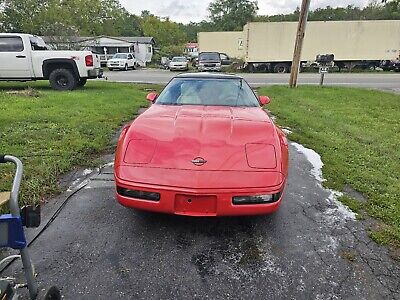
[258,85,400,248]
[0,81,150,206]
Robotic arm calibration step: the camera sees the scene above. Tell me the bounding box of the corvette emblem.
[191,157,207,166]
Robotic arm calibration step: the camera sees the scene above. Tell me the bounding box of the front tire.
[49,68,77,91]
[124,64,128,71]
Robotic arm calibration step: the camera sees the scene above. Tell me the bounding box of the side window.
[220,53,228,60]
[0,37,24,52]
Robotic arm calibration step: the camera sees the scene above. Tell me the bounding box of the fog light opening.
[232,191,282,205]
[117,187,160,202]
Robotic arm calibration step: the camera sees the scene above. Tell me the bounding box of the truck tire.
[124,64,128,71]
[77,78,87,87]
[247,63,256,73]
[49,68,78,91]
[273,63,290,73]
[258,64,268,73]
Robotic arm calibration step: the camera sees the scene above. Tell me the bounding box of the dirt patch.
[6,88,40,98]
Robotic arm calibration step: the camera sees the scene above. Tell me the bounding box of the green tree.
[179,21,215,42]
[0,0,139,36]
[208,0,259,31]
[140,14,187,48]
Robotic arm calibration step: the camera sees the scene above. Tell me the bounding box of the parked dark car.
[219,53,232,68]
[197,52,222,72]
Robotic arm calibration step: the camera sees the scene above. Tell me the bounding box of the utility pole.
[289,0,311,88]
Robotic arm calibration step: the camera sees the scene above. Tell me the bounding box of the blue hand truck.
[0,155,60,299]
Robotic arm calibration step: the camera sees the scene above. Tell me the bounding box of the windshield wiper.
[162,102,182,106]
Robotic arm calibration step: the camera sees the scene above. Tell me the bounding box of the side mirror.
[259,96,270,106]
[146,92,158,103]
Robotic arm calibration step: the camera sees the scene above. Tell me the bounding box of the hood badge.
[191,157,207,166]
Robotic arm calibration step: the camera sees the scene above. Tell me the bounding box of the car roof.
[0,33,34,37]
[175,73,243,80]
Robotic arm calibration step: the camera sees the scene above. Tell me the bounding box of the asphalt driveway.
[6,141,400,299]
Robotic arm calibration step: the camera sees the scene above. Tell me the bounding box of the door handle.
[16,55,26,58]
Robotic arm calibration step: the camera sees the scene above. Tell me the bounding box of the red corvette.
[114,73,288,216]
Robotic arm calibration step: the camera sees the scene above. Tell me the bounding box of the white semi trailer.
[198,20,400,73]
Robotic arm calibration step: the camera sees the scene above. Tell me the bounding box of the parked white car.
[0,33,102,90]
[169,57,189,71]
[107,53,136,71]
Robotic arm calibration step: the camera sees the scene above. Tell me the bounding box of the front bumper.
[115,177,285,217]
[87,68,103,78]
[198,66,222,72]
[170,65,188,70]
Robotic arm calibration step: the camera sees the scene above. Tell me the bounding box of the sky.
[119,0,370,24]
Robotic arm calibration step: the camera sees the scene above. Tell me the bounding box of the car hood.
[118,105,282,173]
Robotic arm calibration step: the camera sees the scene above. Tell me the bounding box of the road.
[5,138,400,299]
[104,69,400,93]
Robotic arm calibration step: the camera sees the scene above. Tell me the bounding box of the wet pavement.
[5,141,400,299]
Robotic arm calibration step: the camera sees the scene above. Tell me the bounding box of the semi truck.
[198,20,400,73]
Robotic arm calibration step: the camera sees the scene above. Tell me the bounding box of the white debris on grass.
[282,128,293,135]
[325,190,357,223]
[291,142,356,222]
[292,142,325,183]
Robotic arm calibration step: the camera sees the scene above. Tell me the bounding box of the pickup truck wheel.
[49,68,77,90]
[124,64,128,71]
[77,78,87,87]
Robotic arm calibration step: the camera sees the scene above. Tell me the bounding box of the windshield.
[199,53,220,61]
[172,57,187,62]
[113,54,127,59]
[155,78,260,107]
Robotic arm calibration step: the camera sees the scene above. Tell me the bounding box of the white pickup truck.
[0,33,103,90]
